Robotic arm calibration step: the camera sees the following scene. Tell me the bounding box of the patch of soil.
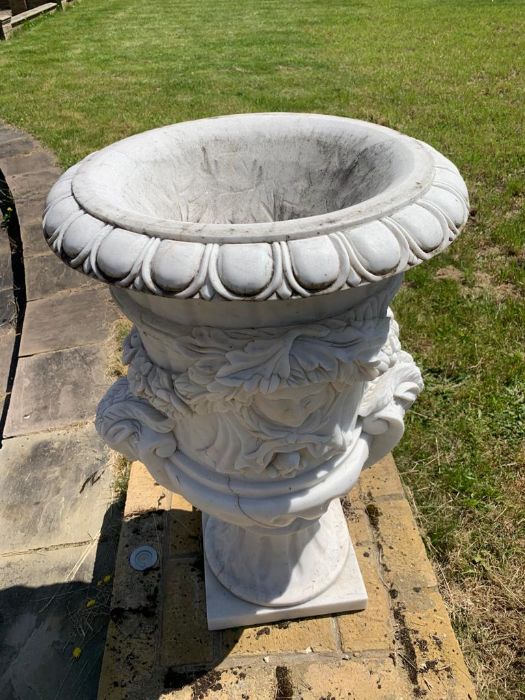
[365,503,381,530]
[341,496,354,520]
[464,271,520,301]
[191,670,224,699]
[275,621,290,630]
[110,604,156,622]
[436,263,520,301]
[393,604,419,687]
[163,668,226,698]
[275,666,294,700]
[435,266,465,282]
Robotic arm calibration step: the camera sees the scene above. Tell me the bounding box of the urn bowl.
[44,113,469,304]
[42,114,469,626]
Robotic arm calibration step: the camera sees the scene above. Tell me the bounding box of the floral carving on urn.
[44,114,469,628]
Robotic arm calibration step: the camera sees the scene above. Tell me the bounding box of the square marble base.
[203,532,368,631]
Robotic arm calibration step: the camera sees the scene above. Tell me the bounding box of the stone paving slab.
[0,149,58,178]
[4,343,110,436]
[0,125,26,142]
[0,324,15,401]
[0,136,42,160]
[15,193,50,257]
[0,259,13,292]
[97,456,477,700]
[0,424,112,553]
[20,286,120,356]
[6,169,60,203]
[0,232,13,291]
[25,251,97,301]
[0,286,16,326]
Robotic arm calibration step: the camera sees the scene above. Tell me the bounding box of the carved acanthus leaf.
[96,378,177,484]
[359,349,424,466]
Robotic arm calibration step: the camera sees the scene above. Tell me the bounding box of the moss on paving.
[1,1,524,697]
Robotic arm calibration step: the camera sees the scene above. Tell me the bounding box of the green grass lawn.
[1,0,524,696]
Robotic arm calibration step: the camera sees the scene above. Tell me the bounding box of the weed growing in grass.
[105,318,133,502]
[106,318,132,380]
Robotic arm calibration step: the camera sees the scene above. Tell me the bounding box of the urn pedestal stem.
[43,113,469,629]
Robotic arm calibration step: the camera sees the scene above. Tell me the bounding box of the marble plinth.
[203,500,367,630]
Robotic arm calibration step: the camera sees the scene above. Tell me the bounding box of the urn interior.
[72,113,431,239]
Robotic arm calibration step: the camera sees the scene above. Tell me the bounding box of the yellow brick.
[399,588,477,699]
[359,454,405,501]
[98,633,156,700]
[170,492,193,511]
[222,615,336,656]
[160,665,277,699]
[375,499,438,591]
[291,657,412,699]
[97,503,164,699]
[124,461,171,516]
[167,499,202,557]
[337,544,394,652]
[342,490,374,545]
[161,558,216,666]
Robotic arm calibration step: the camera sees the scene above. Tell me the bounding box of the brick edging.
[98,456,477,699]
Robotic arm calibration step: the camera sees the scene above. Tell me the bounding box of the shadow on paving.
[0,169,26,447]
[0,501,124,700]
[100,500,244,698]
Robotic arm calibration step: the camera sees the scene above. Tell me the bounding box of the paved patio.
[0,122,121,699]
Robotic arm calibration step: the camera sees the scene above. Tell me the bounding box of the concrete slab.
[25,251,97,301]
[6,169,60,203]
[0,136,41,160]
[0,324,15,401]
[0,150,57,178]
[16,195,49,257]
[0,286,16,326]
[0,424,112,553]
[0,530,118,700]
[0,233,13,291]
[20,287,120,356]
[4,343,109,436]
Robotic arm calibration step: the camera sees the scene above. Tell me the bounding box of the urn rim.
[43,113,469,300]
[70,113,434,244]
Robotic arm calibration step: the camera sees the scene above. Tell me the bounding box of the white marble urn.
[43,114,469,629]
